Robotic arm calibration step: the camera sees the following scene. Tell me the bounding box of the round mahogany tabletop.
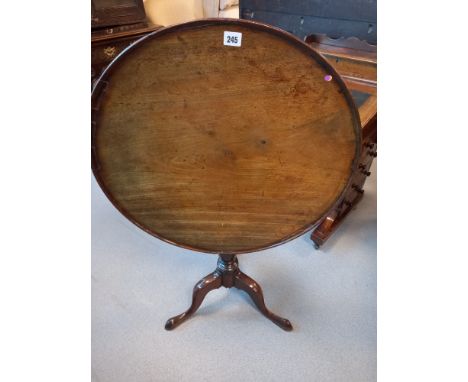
[92,19,361,254]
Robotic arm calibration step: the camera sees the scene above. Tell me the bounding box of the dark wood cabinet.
[91,0,147,29]
[91,0,161,84]
[307,35,377,248]
[92,24,162,84]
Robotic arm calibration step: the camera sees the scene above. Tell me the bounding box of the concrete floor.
[92,162,376,382]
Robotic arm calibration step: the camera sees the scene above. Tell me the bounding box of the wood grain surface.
[92,19,361,254]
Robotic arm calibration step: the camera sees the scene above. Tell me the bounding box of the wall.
[144,0,205,26]
[144,0,238,26]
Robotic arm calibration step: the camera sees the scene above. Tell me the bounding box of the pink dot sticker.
[324,74,333,82]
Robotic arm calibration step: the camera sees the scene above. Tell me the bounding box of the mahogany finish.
[92,19,362,329]
[92,19,361,255]
[165,254,293,331]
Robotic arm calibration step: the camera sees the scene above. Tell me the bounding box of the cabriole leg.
[165,271,222,330]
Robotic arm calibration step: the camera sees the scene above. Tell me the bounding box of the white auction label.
[223,31,242,47]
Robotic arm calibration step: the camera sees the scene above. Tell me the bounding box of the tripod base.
[165,254,293,331]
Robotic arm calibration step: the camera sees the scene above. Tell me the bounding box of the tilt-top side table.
[92,19,361,331]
